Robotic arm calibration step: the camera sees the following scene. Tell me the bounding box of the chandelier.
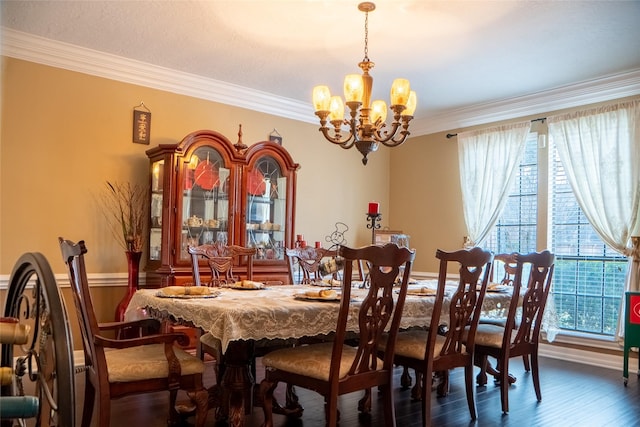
[312,2,417,165]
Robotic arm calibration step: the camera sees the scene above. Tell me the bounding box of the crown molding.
[3,28,640,137]
[411,69,640,135]
[1,28,316,124]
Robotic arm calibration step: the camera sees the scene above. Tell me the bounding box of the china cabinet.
[145,129,299,287]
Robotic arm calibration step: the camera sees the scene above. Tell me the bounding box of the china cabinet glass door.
[179,146,230,261]
[149,159,164,261]
[246,156,286,260]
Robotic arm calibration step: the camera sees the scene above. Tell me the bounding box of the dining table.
[124,280,513,427]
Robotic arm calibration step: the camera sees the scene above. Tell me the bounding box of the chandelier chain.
[363,9,369,62]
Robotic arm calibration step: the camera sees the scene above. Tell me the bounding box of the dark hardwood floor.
[104,356,640,427]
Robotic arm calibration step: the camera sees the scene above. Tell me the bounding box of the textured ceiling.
[2,0,640,132]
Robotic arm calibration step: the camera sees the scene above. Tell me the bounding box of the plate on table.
[400,287,437,297]
[294,290,340,302]
[480,283,510,293]
[155,291,219,299]
[227,280,266,290]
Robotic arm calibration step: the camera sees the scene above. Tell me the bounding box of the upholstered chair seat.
[263,342,384,382]
[473,324,514,348]
[104,344,205,382]
[383,330,446,361]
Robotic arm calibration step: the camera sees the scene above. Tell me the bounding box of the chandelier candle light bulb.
[312,2,417,165]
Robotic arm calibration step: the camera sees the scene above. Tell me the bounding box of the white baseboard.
[539,342,639,374]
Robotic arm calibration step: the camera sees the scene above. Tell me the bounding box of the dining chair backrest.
[493,252,518,286]
[338,243,416,378]
[285,246,338,284]
[504,250,555,350]
[188,242,256,286]
[59,238,103,376]
[429,247,494,364]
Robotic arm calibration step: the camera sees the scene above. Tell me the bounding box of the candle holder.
[366,213,382,244]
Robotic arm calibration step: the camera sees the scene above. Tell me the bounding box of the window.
[549,141,627,335]
[486,130,628,337]
[485,132,538,254]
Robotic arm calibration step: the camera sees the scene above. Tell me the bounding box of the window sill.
[543,330,621,351]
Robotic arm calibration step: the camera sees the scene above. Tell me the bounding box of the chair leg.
[380,383,396,427]
[499,357,510,414]
[81,375,97,427]
[259,379,277,427]
[189,386,210,427]
[435,370,449,397]
[168,388,179,426]
[325,395,340,427]
[475,354,488,386]
[464,364,477,420]
[531,351,542,401]
[285,383,303,415]
[358,388,372,413]
[421,369,432,427]
[522,354,531,372]
[400,365,413,389]
[411,371,423,401]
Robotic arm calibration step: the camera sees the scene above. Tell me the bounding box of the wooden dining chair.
[58,238,209,427]
[188,242,257,383]
[285,246,341,284]
[259,243,416,427]
[188,242,256,287]
[478,252,530,378]
[382,247,493,427]
[473,250,554,414]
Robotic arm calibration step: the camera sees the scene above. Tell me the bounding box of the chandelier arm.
[383,129,410,147]
[383,116,413,146]
[318,125,357,149]
[371,119,403,144]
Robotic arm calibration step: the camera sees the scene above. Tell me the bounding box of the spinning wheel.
[1,253,75,427]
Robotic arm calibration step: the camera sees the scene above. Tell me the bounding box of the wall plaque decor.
[268,128,283,145]
[133,102,151,144]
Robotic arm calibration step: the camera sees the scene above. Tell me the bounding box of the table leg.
[220,341,254,427]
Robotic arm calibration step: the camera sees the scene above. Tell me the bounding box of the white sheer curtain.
[457,122,531,247]
[547,99,640,341]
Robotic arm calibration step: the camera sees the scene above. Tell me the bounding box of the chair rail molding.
[0,273,138,290]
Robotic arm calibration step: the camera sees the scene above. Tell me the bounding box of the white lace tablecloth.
[124,282,513,353]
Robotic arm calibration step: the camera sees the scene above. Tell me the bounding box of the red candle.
[315,241,321,248]
[300,240,307,247]
[368,202,380,215]
[296,234,304,242]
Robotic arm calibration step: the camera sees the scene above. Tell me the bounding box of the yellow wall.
[2,55,638,339]
[0,57,391,278]
[388,130,466,271]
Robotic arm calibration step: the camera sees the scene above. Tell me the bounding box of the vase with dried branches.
[100,181,148,321]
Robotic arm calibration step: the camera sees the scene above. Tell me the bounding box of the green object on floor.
[623,291,640,385]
